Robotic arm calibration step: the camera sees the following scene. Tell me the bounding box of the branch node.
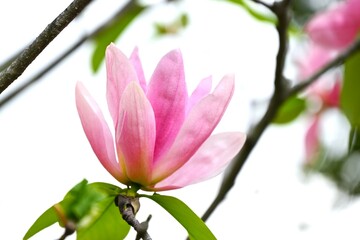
[58,220,76,240]
[115,195,152,240]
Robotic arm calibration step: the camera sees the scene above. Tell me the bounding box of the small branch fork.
[115,195,152,240]
[202,0,360,221]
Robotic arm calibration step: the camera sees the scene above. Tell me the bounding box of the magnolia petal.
[116,81,156,186]
[147,49,187,161]
[322,79,341,108]
[152,74,235,183]
[152,132,246,191]
[75,82,126,183]
[305,117,321,163]
[130,47,147,92]
[305,3,359,49]
[297,44,333,80]
[187,76,212,113]
[106,43,138,126]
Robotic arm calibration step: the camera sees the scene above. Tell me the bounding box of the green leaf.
[341,51,360,127]
[155,13,189,36]
[273,97,307,124]
[23,180,129,239]
[89,182,123,196]
[348,127,360,152]
[91,1,146,72]
[142,194,216,240]
[57,179,106,222]
[23,206,58,240]
[76,197,130,240]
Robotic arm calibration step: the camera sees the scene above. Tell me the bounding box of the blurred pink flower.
[296,44,333,80]
[295,44,341,163]
[305,116,321,163]
[296,43,341,108]
[76,44,246,191]
[305,0,360,50]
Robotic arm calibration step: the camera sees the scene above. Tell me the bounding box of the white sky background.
[1,0,360,239]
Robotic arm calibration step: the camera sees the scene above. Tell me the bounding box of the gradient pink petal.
[297,44,333,80]
[347,0,360,25]
[152,132,246,191]
[305,116,320,163]
[116,81,156,186]
[75,82,126,183]
[305,3,359,49]
[187,76,212,113]
[106,43,138,126]
[322,79,341,107]
[129,47,147,92]
[146,49,188,161]
[151,74,235,183]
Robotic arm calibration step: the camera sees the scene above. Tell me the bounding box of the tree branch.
[251,0,272,10]
[0,0,93,94]
[203,0,360,222]
[202,0,293,221]
[0,0,141,107]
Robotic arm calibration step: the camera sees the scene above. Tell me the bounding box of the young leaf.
[23,180,129,239]
[273,96,306,124]
[341,51,360,128]
[23,206,58,240]
[142,194,216,240]
[91,1,146,72]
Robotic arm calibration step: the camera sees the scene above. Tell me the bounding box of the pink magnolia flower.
[305,0,360,50]
[75,44,246,191]
[295,44,341,163]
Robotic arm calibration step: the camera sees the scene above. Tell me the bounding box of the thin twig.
[202,0,293,221]
[0,0,93,94]
[251,0,272,9]
[288,37,360,97]
[0,0,141,107]
[0,36,86,108]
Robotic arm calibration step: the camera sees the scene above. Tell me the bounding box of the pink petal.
[187,76,212,113]
[106,43,138,126]
[151,74,235,183]
[129,47,147,92]
[305,3,359,49]
[322,79,341,107]
[146,49,188,161]
[297,44,333,80]
[346,0,360,28]
[305,116,320,163]
[116,81,156,186]
[152,132,246,191]
[75,82,127,183]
